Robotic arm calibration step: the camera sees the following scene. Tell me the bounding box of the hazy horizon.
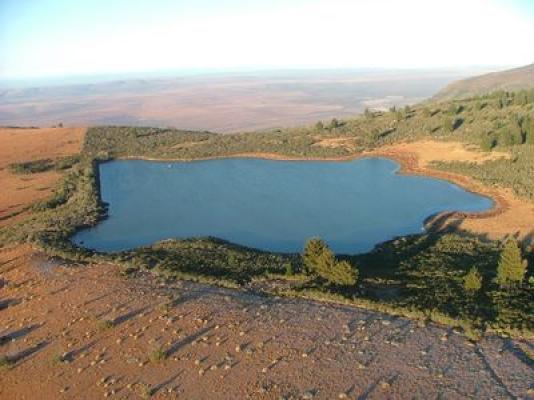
[0,65,503,90]
[1,0,533,81]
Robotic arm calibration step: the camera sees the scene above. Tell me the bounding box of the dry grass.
[378,140,534,240]
[0,127,85,226]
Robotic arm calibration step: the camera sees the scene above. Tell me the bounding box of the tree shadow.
[63,339,100,361]
[8,340,49,369]
[48,285,71,296]
[151,371,183,396]
[81,292,112,307]
[165,326,214,358]
[0,298,21,311]
[112,306,151,326]
[503,341,534,368]
[0,324,40,346]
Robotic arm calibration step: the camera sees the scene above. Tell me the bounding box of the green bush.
[463,267,482,293]
[302,238,358,286]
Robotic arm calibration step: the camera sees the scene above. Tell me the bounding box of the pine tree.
[302,238,358,286]
[496,240,528,289]
[463,267,482,293]
[303,238,329,274]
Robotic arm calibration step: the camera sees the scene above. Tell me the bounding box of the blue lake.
[72,158,493,254]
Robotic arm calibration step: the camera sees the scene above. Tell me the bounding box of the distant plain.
[0,68,492,132]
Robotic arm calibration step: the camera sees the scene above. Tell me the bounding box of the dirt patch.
[0,127,85,226]
[376,140,533,240]
[384,140,510,166]
[312,137,358,151]
[0,245,532,399]
[170,140,208,150]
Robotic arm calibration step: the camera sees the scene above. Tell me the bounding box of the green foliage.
[8,155,80,175]
[302,238,329,273]
[315,121,324,131]
[284,261,295,276]
[302,238,358,286]
[2,89,534,338]
[463,267,482,293]
[0,355,14,370]
[433,146,534,200]
[97,319,115,331]
[524,117,534,144]
[9,159,54,174]
[499,122,524,146]
[480,132,497,151]
[149,346,167,362]
[329,118,341,130]
[329,260,358,286]
[448,103,463,115]
[496,240,528,289]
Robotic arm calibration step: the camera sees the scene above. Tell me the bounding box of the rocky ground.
[0,245,532,399]
[1,128,533,399]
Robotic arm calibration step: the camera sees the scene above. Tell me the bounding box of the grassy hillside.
[1,90,533,338]
[435,64,534,100]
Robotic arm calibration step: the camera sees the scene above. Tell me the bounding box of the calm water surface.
[72,158,492,254]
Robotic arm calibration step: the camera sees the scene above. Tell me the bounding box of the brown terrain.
[1,128,533,399]
[435,63,534,100]
[0,69,480,133]
[375,140,534,240]
[0,127,86,227]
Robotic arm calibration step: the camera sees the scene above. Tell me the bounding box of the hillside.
[435,64,534,100]
[2,91,534,341]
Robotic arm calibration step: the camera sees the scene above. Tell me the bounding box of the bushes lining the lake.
[1,91,533,339]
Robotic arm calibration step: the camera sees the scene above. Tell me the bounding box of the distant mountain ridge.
[434,63,534,100]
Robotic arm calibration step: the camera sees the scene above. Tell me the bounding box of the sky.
[1,0,533,80]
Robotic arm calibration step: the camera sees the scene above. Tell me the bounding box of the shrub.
[302,238,358,286]
[9,159,54,174]
[0,355,13,370]
[463,267,482,293]
[149,346,167,362]
[329,118,340,129]
[97,319,115,331]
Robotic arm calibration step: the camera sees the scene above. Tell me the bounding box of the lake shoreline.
[119,146,508,236]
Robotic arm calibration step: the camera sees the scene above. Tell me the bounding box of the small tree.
[329,118,340,130]
[315,121,324,131]
[302,238,329,273]
[302,238,358,286]
[442,117,454,132]
[327,259,358,286]
[463,267,482,293]
[480,133,497,151]
[496,239,528,289]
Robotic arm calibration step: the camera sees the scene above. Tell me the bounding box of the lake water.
[72,158,493,254]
